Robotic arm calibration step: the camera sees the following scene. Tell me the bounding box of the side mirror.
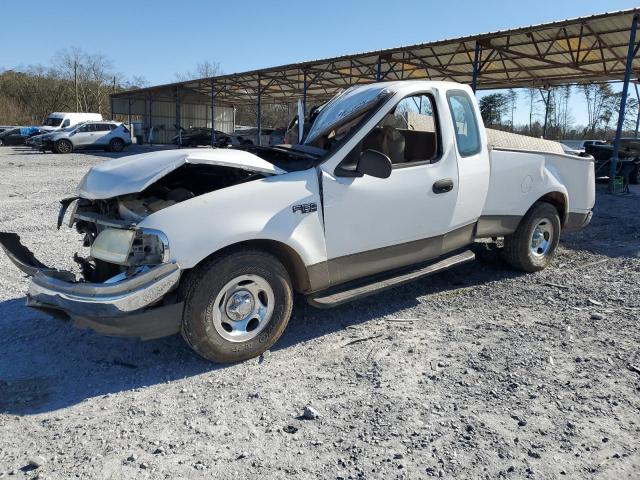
[357,149,392,179]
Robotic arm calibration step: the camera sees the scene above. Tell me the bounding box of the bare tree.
[174,61,223,81]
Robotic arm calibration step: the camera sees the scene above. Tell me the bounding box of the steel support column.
[376,57,382,82]
[110,97,114,121]
[609,14,639,193]
[175,86,181,146]
[148,97,153,146]
[471,41,481,93]
[542,89,551,139]
[127,99,132,138]
[303,68,308,116]
[257,73,262,146]
[211,78,216,147]
[634,83,640,138]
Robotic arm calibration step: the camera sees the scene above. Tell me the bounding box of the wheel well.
[191,240,311,293]
[538,192,567,225]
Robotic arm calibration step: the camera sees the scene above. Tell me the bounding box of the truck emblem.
[292,203,317,214]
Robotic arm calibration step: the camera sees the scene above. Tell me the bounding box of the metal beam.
[609,14,638,193]
[471,41,481,92]
[540,88,551,138]
[303,68,308,116]
[175,86,181,145]
[211,78,216,147]
[257,73,262,146]
[634,83,640,138]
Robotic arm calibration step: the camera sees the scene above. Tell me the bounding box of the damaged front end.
[1,149,289,340]
[0,230,183,340]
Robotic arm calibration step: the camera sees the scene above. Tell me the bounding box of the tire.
[503,202,561,272]
[54,139,73,154]
[630,164,640,185]
[180,250,293,363]
[109,138,125,152]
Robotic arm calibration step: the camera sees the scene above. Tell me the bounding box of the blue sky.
[0,0,636,127]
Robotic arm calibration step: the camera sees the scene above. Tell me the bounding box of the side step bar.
[308,250,475,308]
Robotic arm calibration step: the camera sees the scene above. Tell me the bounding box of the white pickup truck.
[1,81,595,363]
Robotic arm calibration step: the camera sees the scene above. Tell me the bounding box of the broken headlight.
[90,228,169,266]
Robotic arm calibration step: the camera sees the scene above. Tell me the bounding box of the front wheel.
[54,139,73,154]
[109,138,125,152]
[503,202,561,272]
[180,250,293,363]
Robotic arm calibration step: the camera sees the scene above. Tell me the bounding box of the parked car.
[41,112,103,131]
[171,128,233,147]
[0,81,595,363]
[0,126,45,146]
[39,121,132,153]
[0,125,18,134]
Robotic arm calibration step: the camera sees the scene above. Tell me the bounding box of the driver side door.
[320,92,465,286]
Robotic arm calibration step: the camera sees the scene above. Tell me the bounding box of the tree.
[580,83,615,136]
[479,93,509,128]
[174,61,222,81]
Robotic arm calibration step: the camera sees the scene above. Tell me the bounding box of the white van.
[41,112,103,131]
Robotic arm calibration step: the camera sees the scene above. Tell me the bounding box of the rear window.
[447,91,481,157]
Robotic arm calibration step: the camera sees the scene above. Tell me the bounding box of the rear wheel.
[180,250,293,363]
[503,202,561,272]
[54,139,73,154]
[109,138,125,152]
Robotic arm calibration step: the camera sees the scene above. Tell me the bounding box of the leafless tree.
[174,61,223,81]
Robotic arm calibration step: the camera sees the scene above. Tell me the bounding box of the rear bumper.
[0,232,182,340]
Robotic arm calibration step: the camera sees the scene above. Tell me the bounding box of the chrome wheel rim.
[531,219,553,257]
[58,141,71,153]
[211,274,274,343]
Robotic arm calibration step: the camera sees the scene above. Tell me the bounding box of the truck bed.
[486,128,565,155]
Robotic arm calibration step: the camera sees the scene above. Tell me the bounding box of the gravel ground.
[0,145,639,480]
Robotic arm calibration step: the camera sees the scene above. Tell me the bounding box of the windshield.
[42,117,63,127]
[303,83,394,147]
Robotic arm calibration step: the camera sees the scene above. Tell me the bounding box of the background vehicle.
[172,128,233,147]
[585,139,640,184]
[41,112,103,131]
[0,126,45,146]
[1,81,595,364]
[43,121,132,153]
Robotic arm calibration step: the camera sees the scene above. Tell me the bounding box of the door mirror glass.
[357,149,392,178]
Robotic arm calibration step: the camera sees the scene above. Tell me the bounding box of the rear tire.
[503,202,561,272]
[109,138,125,152]
[54,139,73,154]
[180,250,293,363]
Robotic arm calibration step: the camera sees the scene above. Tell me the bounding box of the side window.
[352,93,439,166]
[78,124,90,132]
[61,119,70,128]
[447,92,481,157]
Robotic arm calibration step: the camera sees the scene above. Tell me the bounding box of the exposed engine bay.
[69,164,265,282]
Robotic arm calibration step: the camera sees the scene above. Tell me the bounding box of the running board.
[308,250,475,308]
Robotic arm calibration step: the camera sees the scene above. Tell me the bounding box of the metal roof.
[112,8,640,107]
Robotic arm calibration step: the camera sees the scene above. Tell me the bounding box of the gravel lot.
[0,145,639,479]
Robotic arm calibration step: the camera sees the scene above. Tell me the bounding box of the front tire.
[180,250,293,363]
[54,139,73,154]
[109,138,125,152]
[503,202,561,272]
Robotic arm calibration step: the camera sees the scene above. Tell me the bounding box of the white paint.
[77,148,285,199]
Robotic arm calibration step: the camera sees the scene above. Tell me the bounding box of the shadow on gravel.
[0,252,519,416]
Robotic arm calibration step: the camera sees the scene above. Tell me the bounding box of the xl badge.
[292,203,317,214]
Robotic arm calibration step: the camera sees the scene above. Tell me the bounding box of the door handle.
[432,178,454,194]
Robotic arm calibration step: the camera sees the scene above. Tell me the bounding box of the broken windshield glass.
[303,83,393,146]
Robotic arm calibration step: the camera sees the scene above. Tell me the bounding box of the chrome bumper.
[27,263,181,317]
[0,232,183,339]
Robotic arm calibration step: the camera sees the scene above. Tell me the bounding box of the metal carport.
[111,8,640,191]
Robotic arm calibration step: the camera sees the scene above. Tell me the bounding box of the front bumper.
[0,232,183,340]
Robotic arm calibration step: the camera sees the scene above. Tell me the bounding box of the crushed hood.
[77,148,285,200]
